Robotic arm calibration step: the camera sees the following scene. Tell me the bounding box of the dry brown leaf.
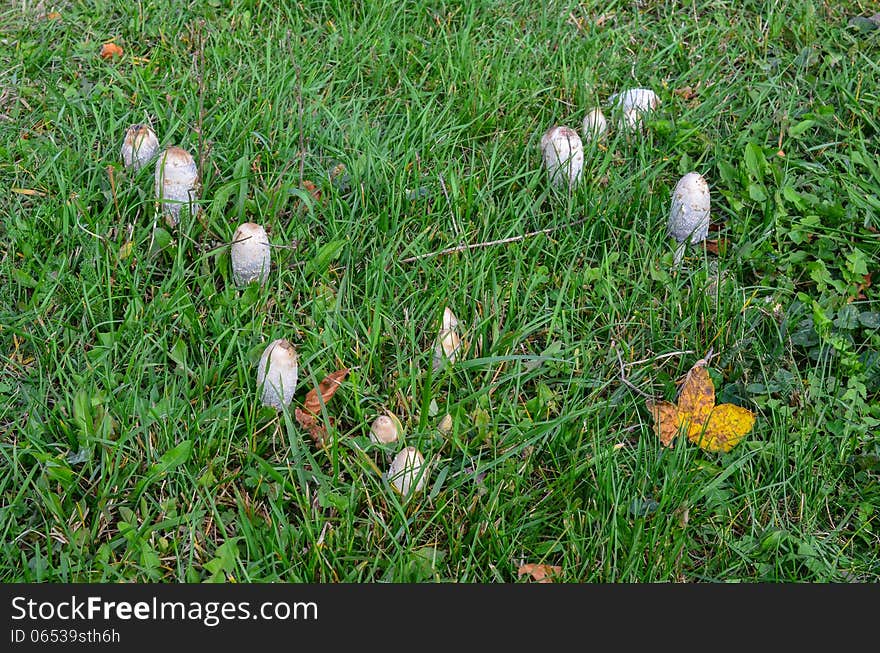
[673,86,698,101]
[302,368,349,415]
[100,42,124,59]
[302,180,322,202]
[517,563,562,583]
[295,368,349,448]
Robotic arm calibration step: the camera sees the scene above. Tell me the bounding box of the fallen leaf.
[518,563,562,583]
[100,42,124,59]
[702,238,727,256]
[302,368,349,415]
[673,85,697,101]
[44,12,62,20]
[301,180,322,202]
[295,368,349,448]
[645,360,755,452]
[644,399,682,447]
[11,187,46,197]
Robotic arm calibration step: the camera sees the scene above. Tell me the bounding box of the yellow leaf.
[645,359,755,452]
[676,365,714,425]
[686,403,756,453]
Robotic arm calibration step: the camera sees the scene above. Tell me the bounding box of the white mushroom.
[388,446,427,496]
[540,125,584,189]
[370,413,402,444]
[120,124,159,172]
[610,88,660,131]
[231,222,271,287]
[154,146,199,227]
[256,339,298,410]
[668,172,711,266]
[582,108,608,140]
[437,413,453,435]
[433,306,462,370]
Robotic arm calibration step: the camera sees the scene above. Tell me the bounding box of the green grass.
[1,0,878,582]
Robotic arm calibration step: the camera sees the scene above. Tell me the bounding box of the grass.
[1,0,878,583]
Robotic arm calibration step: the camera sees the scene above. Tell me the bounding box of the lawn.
[1,0,878,582]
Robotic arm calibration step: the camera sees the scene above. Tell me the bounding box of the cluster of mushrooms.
[119,86,707,500]
[120,123,435,499]
[540,87,711,266]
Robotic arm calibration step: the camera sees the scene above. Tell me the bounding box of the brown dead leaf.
[100,42,124,59]
[302,180,322,201]
[703,238,726,256]
[44,12,62,20]
[295,368,349,448]
[302,368,349,415]
[673,85,697,101]
[518,563,562,583]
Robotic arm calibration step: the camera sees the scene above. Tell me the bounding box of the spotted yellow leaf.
[646,360,755,452]
[686,403,756,453]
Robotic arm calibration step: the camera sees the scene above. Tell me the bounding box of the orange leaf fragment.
[645,360,755,452]
[100,42,124,59]
[644,399,683,447]
[518,563,562,583]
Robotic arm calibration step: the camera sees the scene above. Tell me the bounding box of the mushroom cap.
[155,146,199,225]
[156,146,197,178]
[388,446,427,495]
[611,88,660,130]
[121,124,159,171]
[441,306,459,331]
[370,413,402,444]
[540,125,584,188]
[231,222,271,286]
[256,339,298,410]
[668,172,711,245]
[582,108,608,139]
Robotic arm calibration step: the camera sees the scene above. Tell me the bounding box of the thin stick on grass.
[399,216,589,264]
[612,340,652,399]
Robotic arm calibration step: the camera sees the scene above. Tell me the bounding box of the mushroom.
[540,125,584,189]
[231,222,271,287]
[668,172,711,266]
[370,413,402,444]
[154,146,199,227]
[433,306,462,370]
[610,88,660,131]
[256,339,298,410]
[582,108,608,140]
[388,446,427,496]
[437,413,453,435]
[120,124,159,172]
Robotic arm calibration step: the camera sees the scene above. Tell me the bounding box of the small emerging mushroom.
[582,108,608,140]
[120,124,159,172]
[231,222,271,286]
[610,88,660,131]
[540,125,584,189]
[256,339,298,410]
[388,446,427,496]
[437,413,453,435]
[370,413,402,444]
[155,146,199,227]
[668,171,711,266]
[433,306,463,371]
